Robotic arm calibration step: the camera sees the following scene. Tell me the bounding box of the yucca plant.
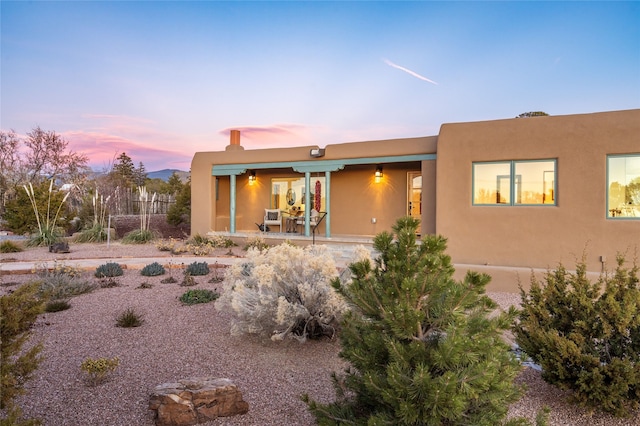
[75,189,111,243]
[123,186,157,244]
[24,179,69,247]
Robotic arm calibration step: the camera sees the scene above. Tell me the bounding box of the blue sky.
[2,1,639,171]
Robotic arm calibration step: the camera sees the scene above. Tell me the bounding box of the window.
[473,160,556,206]
[271,177,325,212]
[607,154,640,219]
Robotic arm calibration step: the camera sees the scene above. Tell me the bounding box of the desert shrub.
[217,243,346,342]
[185,261,209,276]
[74,222,109,243]
[514,254,640,417]
[141,262,165,277]
[0,282,45,426]
[180,271,196,287]
[304,217,529,425]
[136,282,153,289]
[209,234,235,248]
[122,228,156,244]
[115,307,144,328]
[161,276,178,284]
[95,262,124,278]
[187,243,212,256]
[80,357,119,386]
[0,240,23,253]
[179,288,219,305]
[188,233,210,246]
[99,277,120,288]
[44,299,71,313]
[155,238,178,252]
[3,180,69,239]
[244,235,268,251]
[36,263,96,300]
[208,263,226,283]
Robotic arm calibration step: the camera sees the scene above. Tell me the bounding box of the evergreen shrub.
[95,262,124,278]
[514,254,640,417]
[217,243,346,342]
[304,217,528,425]
[0,282,45,425]
[141,262,165,276]
[179,288,219,305]
[185,261,209,276]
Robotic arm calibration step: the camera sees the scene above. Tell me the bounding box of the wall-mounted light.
[310,148,325,158]
[248,170,256,184]
[375,166,383,183]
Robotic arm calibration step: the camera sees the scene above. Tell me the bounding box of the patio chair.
[296,209,320,232]
[263,209,282,232]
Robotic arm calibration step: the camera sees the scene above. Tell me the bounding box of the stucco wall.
[191,136,437,236]
[436,109,640,272]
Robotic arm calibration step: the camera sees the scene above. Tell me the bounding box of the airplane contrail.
[383,58,438,85]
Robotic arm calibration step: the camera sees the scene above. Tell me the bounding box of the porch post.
[304,171,311,236]
[325,171,331,237]
[229,174,237,233]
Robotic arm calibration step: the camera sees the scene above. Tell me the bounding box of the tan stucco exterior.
[191,136,437,237]
[436,109,640,271]
[191,109,639,290]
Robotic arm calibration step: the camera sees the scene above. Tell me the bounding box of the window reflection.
[473,160,556,206]
[271,177,325,213]
[608,155,640,218]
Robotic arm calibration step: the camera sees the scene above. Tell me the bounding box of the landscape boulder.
[49,242,70,253]
[149,377,249,426]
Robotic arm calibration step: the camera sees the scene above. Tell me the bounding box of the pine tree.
[112,152,135,187]
[167,178,190,226]
[1,282,46,425]
[514,254,640,417]
[133,162,147,187]
[304,217,526,425]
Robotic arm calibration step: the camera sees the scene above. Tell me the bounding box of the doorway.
[407,172,422,234]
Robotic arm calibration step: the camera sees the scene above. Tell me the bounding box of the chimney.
[225,129,244,151]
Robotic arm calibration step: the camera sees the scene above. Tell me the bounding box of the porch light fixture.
[375,166,383,183]
[248,170,256,184]
[309,148,325,158]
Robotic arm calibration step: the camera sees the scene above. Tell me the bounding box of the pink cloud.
[63,114,196,171]
[63,130,193,172]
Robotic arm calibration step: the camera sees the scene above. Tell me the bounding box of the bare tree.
[0,127,90,215]
[24,126,90,183]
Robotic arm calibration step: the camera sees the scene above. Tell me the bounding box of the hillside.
[147,169,189,182]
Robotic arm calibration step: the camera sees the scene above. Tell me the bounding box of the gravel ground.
[2,243,640,425]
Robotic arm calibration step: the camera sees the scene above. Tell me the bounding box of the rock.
[49,242,70,253]
[149,378,249,426]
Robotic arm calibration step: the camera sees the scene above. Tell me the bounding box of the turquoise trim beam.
[211,154,436,176]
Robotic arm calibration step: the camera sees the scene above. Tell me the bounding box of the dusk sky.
[2,1,639,172]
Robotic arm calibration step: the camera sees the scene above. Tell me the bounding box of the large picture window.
[271,176,325,213]
[607,154,640,218]
[473,159,556,206]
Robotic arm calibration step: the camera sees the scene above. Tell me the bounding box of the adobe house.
[191,109,639,290]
